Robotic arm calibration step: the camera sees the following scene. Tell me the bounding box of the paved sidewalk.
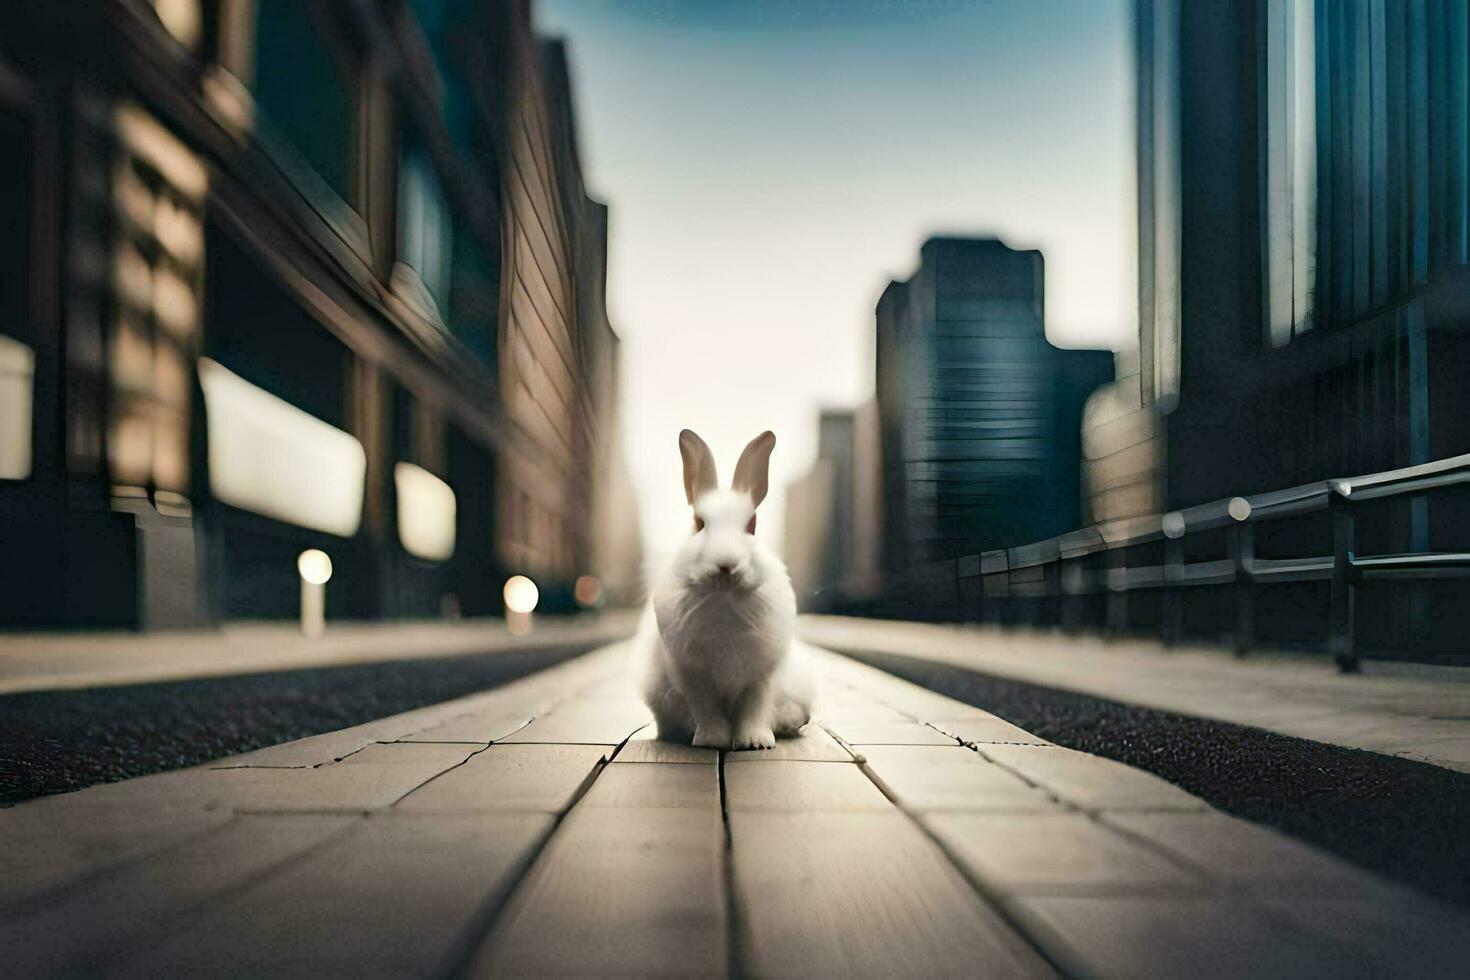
[802,616,1470,775]
[0,611,639,694]
[4,640,1466,977]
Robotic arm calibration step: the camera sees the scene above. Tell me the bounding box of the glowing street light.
[298,549,332,638]
[503,575,538,635]
[503,575,539,613]
[574,574,603,608]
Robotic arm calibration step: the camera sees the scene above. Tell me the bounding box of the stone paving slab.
[4,637,1467,977]
[730,810,1054,978]
[830,719,961,745]
[977,742,1207,811]
[856,744,1058,812]
[1257,896,1470,975]
[470,806,727,977]
[393,710,534,743]
[927,713,1052,745]
[1100,810,1401,897]
[721,723,849,762]
[1010,893,1369,978]
[924,810,1207,896]
[497,697,651,744]
[580,760,720,809]
[114,812,553,977]
[394,744,612,813]
[0,799,231,910]
[614,729,718,763]
[801,614,1470,774]
[0,813,356,974]
[724,759,893,812]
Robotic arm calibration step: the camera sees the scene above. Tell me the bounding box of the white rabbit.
[640,429,814,750]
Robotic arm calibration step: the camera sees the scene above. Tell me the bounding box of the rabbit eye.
[693,516,705,532]
[746,514,757,535]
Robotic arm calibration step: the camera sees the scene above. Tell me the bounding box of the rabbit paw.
[732,724,776,751]
[692,719,732,749]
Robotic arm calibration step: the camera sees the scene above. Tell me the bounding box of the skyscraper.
[877,238,1113,571]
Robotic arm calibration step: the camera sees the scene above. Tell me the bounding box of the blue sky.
[536,0,1135,561]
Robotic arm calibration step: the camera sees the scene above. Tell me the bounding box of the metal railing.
[936,452,1470,672]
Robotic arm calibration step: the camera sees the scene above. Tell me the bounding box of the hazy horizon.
[536,0,1136,565]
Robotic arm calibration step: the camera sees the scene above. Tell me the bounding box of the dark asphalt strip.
[0,641,605,806]
[834,647,1470,908]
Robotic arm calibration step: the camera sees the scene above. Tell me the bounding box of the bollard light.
[574,574,603,608]
[503,575,539,613]
[503,574,538,636]
[298,549,332,638]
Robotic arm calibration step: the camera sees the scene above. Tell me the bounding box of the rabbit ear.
[679,429,719,505]
[732,430,776,508]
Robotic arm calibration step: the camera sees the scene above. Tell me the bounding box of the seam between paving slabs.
[209,739,379,770]
[435,727,639,980]
[924,719,1053,748]
[717,750,746,980]
[819,721,1072,976]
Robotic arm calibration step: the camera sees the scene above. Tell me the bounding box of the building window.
[0,334,32,481]
[0,95,32,481]
[199,358,366,537]
[250,0,355,204]
[109,103,207,500]
[1261,0,1317,346]
[395,461,456,561]
[408,0,487,160]
[395,133,500,368]
[1137,0,1181,411]
[396,137,454,323]
[1314,0,1470,326]
[450,221,499,367]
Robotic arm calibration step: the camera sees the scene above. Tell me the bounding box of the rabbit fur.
[640,429,813,750]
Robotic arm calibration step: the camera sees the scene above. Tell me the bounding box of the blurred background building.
[1112,0,1470,649]
[787,1,1470,652]
[875,240,1112,571]
[786,238,1112,612]
[782,405,882,613]
[0,0,640,628]
[1130,0,1470,508]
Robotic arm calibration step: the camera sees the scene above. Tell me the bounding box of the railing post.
[1330,492,1358,672]
[980,550,1009,625]
[1228,497,1255,657]
[957,555,982,623]
[1000,564,1013,625]
[1230,522,1255,656]
[1042,558,1061,626]
[1060,556,1082,632]
[1162,513,1184,646]
[1106,547,1128,634]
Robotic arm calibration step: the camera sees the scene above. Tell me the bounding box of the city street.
[3,0,1470,975]
[5,634,1468,977]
